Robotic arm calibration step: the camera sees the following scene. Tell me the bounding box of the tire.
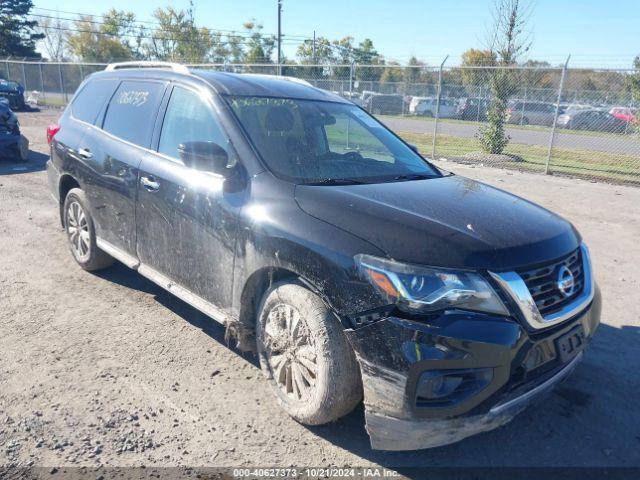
[63,188,114,271]
[256,282,362,425]
[17,135,29,161]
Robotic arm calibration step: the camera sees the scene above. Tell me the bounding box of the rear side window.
[71,79,118,124]
[102,80,165,147]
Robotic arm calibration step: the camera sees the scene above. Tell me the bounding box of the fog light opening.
[416,368,494,407]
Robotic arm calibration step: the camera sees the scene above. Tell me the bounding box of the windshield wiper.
[304,178,368,186]
[391,173,436,182]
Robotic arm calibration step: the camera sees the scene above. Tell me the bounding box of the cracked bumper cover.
[344,286,601,451]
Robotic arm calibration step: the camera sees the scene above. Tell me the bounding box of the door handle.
[78,148,93,159]
[140,175,160,192]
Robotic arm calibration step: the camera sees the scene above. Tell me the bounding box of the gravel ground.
[1,110,639,470]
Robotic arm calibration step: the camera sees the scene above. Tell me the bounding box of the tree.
[66,14,136,62]
[627,56,640,102]
[404,56,426,84]
[478,0,533,154]
[243,20,275,64]
[37,16,68,61]
[380,61,403,84]
[0,0,44,57]
[630,56,640,132]
[296,36,333,64]
[226,33,245,63]
[459,49,496,93]
[100,9,146,60]
[296,36,333,79]
[329,36,355,79]
[354,38,382,81]
[147,5,213,63]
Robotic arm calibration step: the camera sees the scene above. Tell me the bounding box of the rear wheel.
[63,188,114,271]
[256,282,362,425]
[17,135,28,161]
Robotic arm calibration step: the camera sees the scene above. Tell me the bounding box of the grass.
[397,131,640,186]
[382,114,640,139]
[36,97,67,108]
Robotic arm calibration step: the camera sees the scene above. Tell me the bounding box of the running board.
[96,238,139,269]
[96,237,227,325]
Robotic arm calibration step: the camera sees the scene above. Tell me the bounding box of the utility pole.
[277,0,282,75]
[545,54,571,175]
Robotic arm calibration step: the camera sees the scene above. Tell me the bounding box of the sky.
[32,0,639,68]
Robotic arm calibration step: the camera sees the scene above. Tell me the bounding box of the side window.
[158,86,228,161]
[71,79,118,124]
[102,80,165,147]
[325,112,394,163]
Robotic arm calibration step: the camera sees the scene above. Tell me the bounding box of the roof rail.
[242,73,313,87]
[105,61,190,74]
[281,76,313,87]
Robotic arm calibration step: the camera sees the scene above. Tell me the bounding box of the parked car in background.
[609,107,637,124]
[0,101,28,160]
[558,103,591,115]
[0,80,25,111]
[353,90,379,107]
[557,109,628,133]
[364,93,404,115]
[457,97,490,121]
[47,62,600,452]
[507,101,556,126]
[409,97,457,118]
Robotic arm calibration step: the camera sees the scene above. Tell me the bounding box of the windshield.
[0,80,19,91]
[227,96,441,184]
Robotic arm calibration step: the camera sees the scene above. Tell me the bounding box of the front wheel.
[63,188,114,271]
[256,282,362,425]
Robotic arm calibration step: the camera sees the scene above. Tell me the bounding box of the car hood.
[294,175,580,270]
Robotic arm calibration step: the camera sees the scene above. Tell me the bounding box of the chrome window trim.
[489,243,594,330]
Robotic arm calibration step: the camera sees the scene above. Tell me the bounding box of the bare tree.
[486,0,532,66]
[478,0,533,154]
[38,16,68,61]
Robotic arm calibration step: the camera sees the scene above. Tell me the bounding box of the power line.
[31,12,308,44]
[35,22,306,52]
[31,7,311,41]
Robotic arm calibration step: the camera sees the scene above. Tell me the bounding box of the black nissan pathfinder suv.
[46,62,601,451]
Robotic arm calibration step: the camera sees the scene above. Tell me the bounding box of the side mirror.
[178,141,230,176]
[408,144,419,153]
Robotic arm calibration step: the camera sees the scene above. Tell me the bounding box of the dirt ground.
[1,110,639,470]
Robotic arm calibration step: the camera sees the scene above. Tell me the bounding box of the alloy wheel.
[263,303,318,401]
[67,201,91,262]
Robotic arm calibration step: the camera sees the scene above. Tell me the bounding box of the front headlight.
[355,254,508,316]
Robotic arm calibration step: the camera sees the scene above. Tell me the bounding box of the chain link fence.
[2,58,639,185]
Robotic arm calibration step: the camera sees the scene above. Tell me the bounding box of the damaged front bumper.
[344,288,601,451]
[365,351,582,450]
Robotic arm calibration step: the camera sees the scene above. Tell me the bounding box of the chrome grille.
[517,249,584,316]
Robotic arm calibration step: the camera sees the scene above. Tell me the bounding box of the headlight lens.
[355,254,508,316]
